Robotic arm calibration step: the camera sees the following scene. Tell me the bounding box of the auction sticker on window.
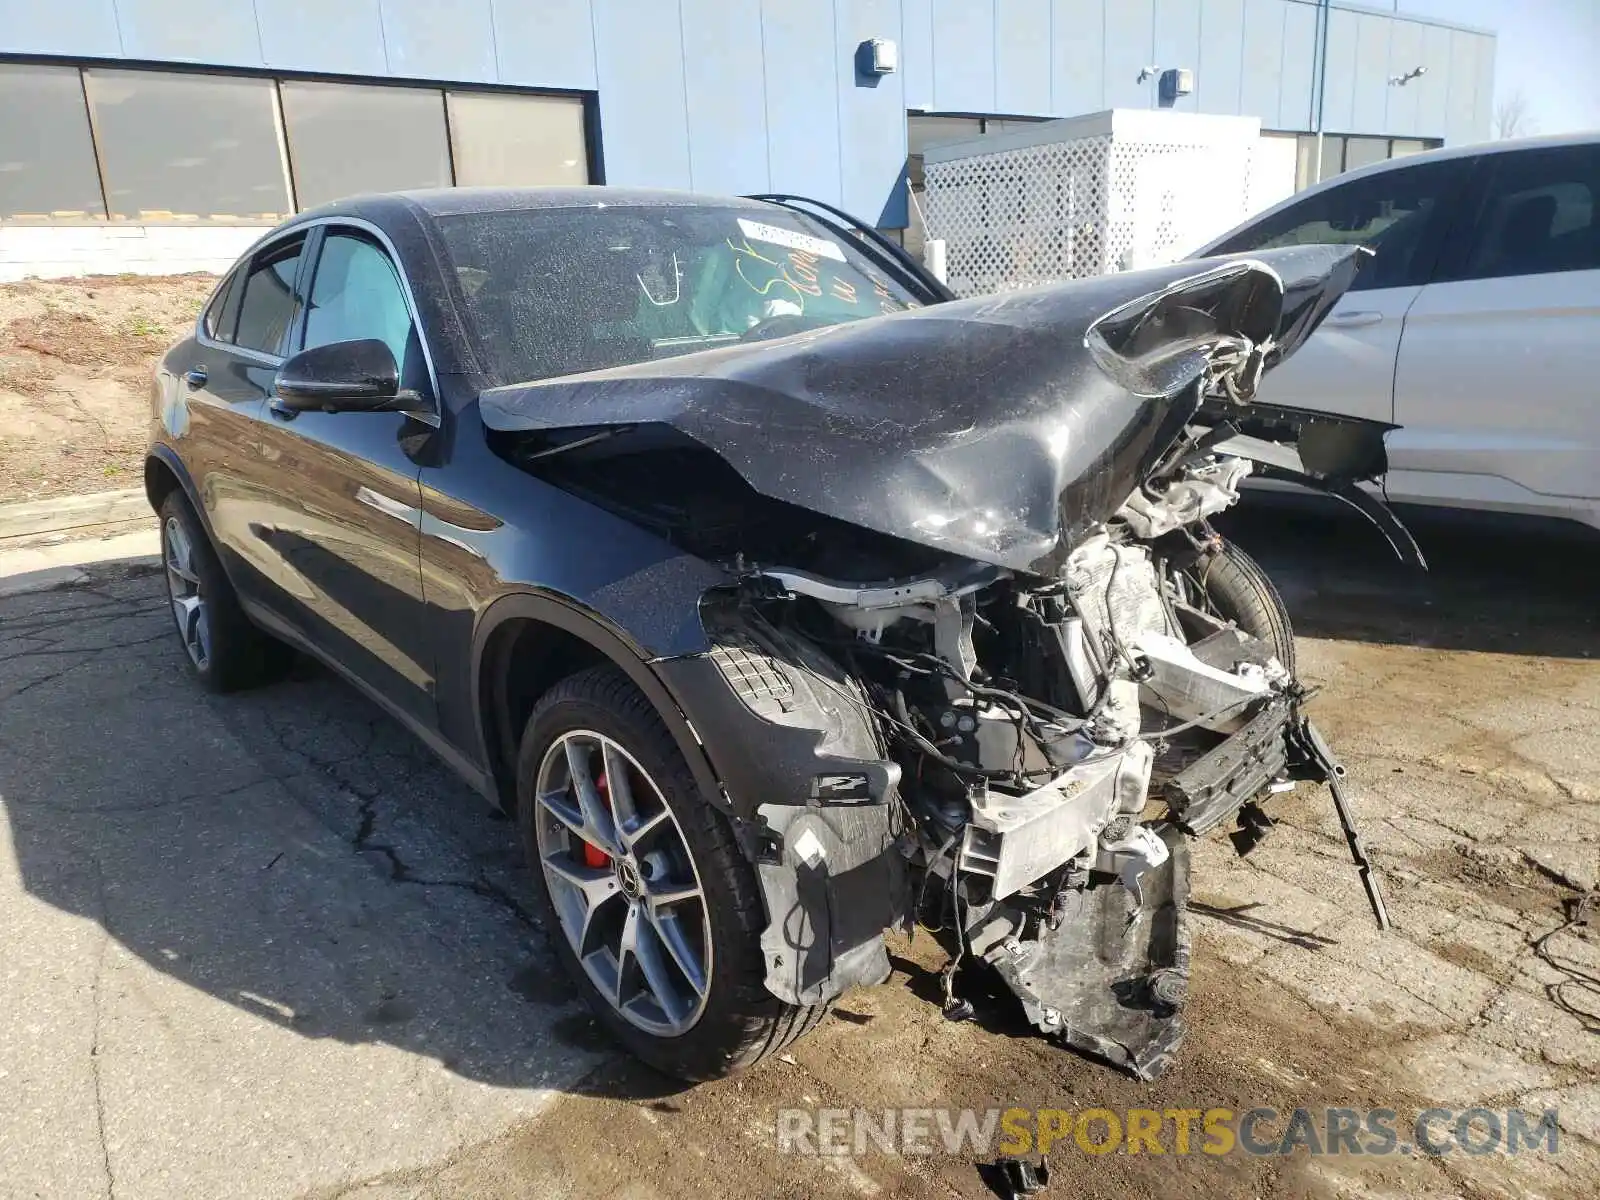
[737,218,846,262]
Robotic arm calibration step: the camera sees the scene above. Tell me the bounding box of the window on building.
[9,60,590,225]
[303,232,416,374]
[83,69,290,221]
[0,63,105,220]
[1291,133,1445,190]
[280,81,452,210]
[1457,145,1600,281]
[1317,135,1346,184]
[1344,137,1390,173]
[234,237,305,356]
[446,92,588,187]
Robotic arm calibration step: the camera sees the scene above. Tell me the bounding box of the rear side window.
[1452,145,1600,282]
[202,268,241,342]
[234,236,305,356]
[1211,158,1471,291]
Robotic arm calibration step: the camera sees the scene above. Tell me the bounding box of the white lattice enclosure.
[922,110,1266,297]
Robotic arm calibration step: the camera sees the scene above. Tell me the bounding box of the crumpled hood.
[480,245,1366,575]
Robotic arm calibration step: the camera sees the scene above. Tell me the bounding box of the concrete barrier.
[0,225,271,282]
[0,489,149,541]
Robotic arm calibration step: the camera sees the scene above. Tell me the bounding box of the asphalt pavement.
[0,556,603,1199]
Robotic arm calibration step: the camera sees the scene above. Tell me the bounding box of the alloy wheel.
[533,730,713,1036]
[162,515,211,671]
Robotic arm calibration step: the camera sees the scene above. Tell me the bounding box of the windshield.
[435,203,924,386]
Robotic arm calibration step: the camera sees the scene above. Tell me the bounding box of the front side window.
[302,231,416,373]
[1212,159,1471,291]
[1455,146,1600,281]
[234,237,305,356]
[436,204,923,386]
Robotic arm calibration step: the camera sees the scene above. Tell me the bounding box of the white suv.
[1198,134,1600,534]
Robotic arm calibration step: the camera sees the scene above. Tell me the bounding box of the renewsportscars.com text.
[776,1106,1561,1158]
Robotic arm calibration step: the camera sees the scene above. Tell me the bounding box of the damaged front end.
[484,245,1397,1079]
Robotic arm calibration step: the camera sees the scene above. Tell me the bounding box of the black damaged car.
[146,188,1402,1082]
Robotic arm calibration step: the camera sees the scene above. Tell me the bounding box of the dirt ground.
[320,514,1600,1200]
[0,274,212,503]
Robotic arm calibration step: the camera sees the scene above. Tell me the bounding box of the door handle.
[183,366,208,388]
[1326,310,1384,329]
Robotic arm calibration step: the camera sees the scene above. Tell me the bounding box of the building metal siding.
[995,0,1053,117]
[0,0,1495,230]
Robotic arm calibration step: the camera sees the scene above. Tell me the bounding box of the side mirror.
[274,339,400,413]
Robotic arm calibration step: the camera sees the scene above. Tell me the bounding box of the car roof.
[289,185,776,230]
[1196,130,1600,256]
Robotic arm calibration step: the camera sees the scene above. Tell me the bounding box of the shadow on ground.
[1216,499,1600,659]
[0,566,617,1107]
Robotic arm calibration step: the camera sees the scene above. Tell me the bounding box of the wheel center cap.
[615,858,643,899]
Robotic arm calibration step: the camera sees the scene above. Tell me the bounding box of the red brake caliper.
[580,770,613,869]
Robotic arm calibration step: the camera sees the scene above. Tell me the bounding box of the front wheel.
[1174,538,1296,675]
[516,666,827,1080]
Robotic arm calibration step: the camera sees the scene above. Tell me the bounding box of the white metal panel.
[1245,133,1298,222]
[921,108,1260,294]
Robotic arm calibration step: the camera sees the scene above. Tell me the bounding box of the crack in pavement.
[0,631,170,666]
[89,858,117,1200]
[1,773,285,816]
[351,787,536,928]
[239,693,538,931]
[0,633,174,706]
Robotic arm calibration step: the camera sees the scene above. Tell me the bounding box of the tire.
[516,665,826,1081]
[157,491,292,692]
[1182,538,1297,675]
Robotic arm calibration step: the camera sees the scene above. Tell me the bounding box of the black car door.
[159,233,305,611]
[244,223,438,728]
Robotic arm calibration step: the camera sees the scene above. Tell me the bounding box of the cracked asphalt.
[2,503,1597,1200]
[0,566,601,1199]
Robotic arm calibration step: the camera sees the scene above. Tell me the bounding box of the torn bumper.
[654,624,910,1007]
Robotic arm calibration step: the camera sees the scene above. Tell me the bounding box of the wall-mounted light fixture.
[1389,65,1427,86]
[1137,66,1194,105]
[864,38,898,75]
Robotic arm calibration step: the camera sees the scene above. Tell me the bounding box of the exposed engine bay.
[700,454,1365,1078]
[483,246,1400,1078]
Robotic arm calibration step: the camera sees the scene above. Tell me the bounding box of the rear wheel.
[158,491,291,692]
[516,666,826,1080]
